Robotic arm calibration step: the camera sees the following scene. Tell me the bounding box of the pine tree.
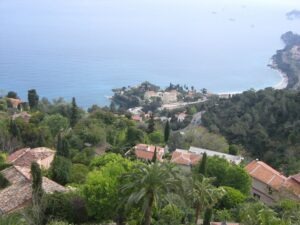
[164,120,170,143]
[70,97,79,128]
[199,152,207,176]
[28,89,39,110]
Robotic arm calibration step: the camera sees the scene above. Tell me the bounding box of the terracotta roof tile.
[245,160,286,190]
[171,149,202,166]
[0,166,67,214]
[135,144,164,161]
[8,147,55,168]
[291,173,300,183]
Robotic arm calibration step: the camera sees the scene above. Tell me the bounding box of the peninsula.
[270,31,300,90]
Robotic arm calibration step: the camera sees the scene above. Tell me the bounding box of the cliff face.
[272,32,300,90]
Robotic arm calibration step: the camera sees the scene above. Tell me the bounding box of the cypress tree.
[199,152,207,176]
[152,147,157,163]
[28,89,39,110]
[31,162,44,225]
[70,97,79,128]
[203,208,212,225]
[164,120,170,143]
[147,113,155,134]
[56,132,69,158]
[56,132,63,156]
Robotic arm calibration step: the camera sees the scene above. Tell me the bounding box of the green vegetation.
[202,88,300,174]
[0,88,300,224]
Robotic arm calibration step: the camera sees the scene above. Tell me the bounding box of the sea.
[0,0,299,108]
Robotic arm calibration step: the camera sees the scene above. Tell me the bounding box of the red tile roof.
[291,173,300,183]
[7,98,22,108]
[0,166,66,214]
[132,115,142,122]
[171,149,202,166]
[245,160,286,190]
[135,144,164,161]
[246,160,300,198]
[8,147,55,168]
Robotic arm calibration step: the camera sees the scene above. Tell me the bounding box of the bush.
[217,186,246,209]
[69,164,89,184]
[45,192,88,224]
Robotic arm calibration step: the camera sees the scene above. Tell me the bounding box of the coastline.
[268,59,289,90]
[216,60,289,98]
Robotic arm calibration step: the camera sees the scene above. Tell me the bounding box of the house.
[171,149,201,169]
[0,165,66,215]
[189,146,244,165]
[12,112,32,123]
[8,147,55,170]
[176,112,187,122]
[134,144,164,161]
[245,160,300,205]
[7,98,22,109]
[162,90,178,104]
[131,115,142,122]
[144,91,161,100]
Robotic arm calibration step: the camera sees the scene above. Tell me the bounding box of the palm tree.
[190,176,225,224]
[120,162,182,225]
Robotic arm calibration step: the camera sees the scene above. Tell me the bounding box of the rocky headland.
[270,31,300,90]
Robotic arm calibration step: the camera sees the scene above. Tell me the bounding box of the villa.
[8,147,56,170]
[134,144,165,162]
[0,165,66,215]
[246,160,300,205]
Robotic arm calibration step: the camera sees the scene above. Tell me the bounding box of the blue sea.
[0,0,299,107]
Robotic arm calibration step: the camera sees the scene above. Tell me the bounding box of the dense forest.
[202,88,300,174]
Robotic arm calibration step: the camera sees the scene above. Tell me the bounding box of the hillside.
[202,88,300,175]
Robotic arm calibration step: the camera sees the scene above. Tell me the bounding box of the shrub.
[45,192,88,224]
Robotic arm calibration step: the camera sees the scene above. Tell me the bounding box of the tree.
[190,176,224,225]
[148,131,164,144]
[30,162,44,225]
[152,147,157,163]
[217,186,246,209]
[70,97,79,128]
[6,91,18,99]
[147,113,155,134]
[164,120,170,143]
[203,208,212,225]
[206,157,251,195]
[82,154,135,224]
[121,163,182,225]
[50,156,71,185]
[56,132,69,158]
[28,89,39,109]
[198,152,207,176]
[41,114,69,137]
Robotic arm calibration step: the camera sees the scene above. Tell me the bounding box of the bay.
[0,0,299,107]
